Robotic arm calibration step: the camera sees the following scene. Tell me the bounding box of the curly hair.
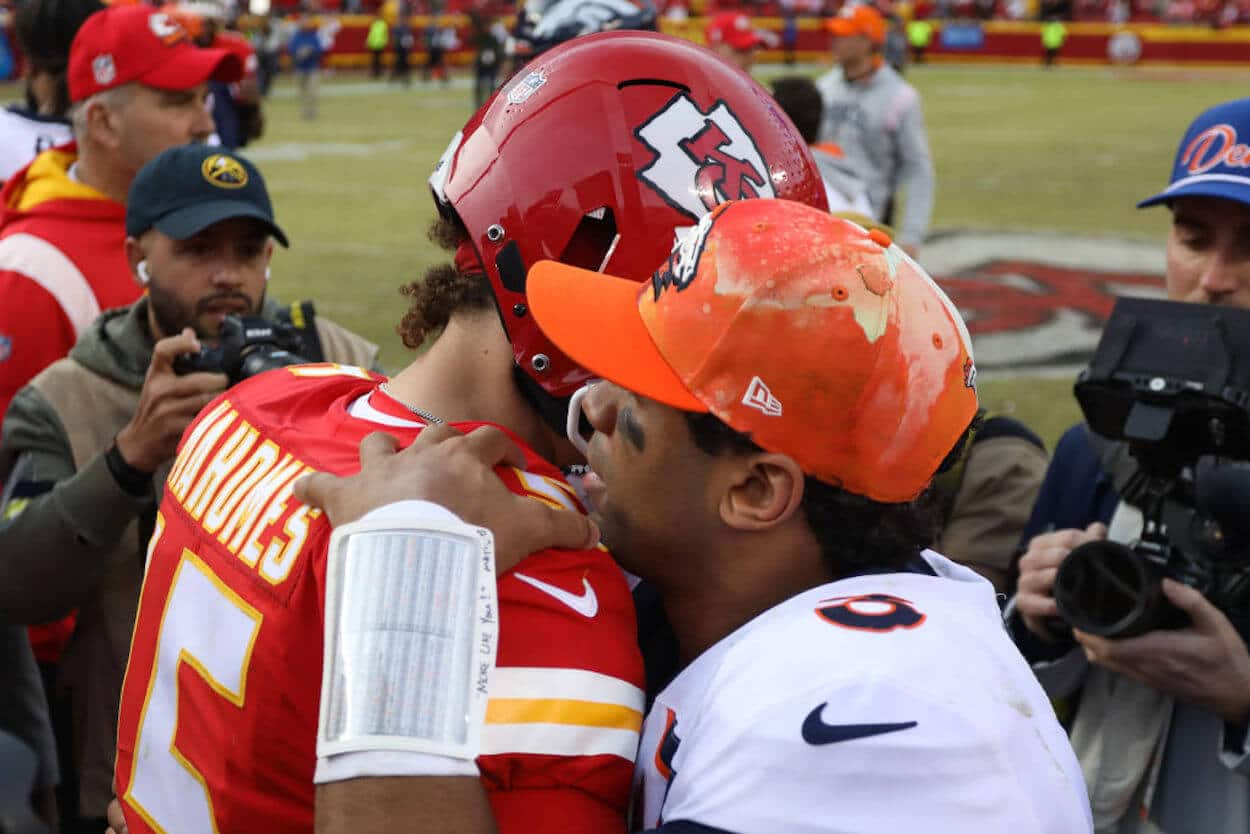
[684,412,959,578]
[396,215,494,350]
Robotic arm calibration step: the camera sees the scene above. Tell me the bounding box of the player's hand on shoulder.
[294,427,600,575]
[115,329,229,473]
[1017,522,1106,640]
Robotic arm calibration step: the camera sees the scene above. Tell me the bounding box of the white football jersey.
[634,552,1092,834]
[0,107,73,183]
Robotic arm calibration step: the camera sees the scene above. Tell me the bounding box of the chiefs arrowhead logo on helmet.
[431,31,826,400]
[635,93,776,221]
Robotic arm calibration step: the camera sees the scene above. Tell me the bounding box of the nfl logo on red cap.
[92,54,115,86]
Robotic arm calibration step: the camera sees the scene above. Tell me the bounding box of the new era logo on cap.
[742,377,782,417]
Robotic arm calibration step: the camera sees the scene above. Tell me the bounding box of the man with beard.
[0,143,376,833]
[0,3,243,426]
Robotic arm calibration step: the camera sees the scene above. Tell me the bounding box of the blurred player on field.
[0,0,103,185]
[165,0,264,147]
[510,0,656,66]
[112,29,828,834]
[704,11,765,72]
[770,75,873,215]
[817,3,934,256]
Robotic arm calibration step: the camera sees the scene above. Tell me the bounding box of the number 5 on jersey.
[123,547,262,834]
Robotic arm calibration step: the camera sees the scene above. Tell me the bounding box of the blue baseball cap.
[1139,98,1250,209]
[126,145,289,246]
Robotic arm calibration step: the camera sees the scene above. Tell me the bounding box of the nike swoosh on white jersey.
[513,572,599,618]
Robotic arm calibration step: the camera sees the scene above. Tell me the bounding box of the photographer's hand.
[1017,522,1107,640]
[115,329,228,474]
[1076,579,1250,725]
[294,428,601,576]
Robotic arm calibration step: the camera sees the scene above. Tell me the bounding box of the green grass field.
[7,63,1246,448]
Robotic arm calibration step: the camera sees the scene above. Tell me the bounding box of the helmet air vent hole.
[559,207,620,273]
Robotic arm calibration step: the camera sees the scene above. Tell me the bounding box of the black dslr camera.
[1053,297,1250,638]
[172,313,309,386]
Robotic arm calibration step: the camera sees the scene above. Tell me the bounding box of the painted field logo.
[923,232,1166,375]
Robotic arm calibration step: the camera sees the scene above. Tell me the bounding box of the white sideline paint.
[245,138,411,163]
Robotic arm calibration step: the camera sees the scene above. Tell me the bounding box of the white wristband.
[317,501,498,764]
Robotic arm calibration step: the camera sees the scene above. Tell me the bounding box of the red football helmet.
[429,30,828,399]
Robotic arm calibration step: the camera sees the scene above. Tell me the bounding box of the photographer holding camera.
[0,143,377,832]
[1010,98,1250,834]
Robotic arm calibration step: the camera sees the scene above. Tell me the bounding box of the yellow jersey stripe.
[486,697,643,732]
[490,667,645,710]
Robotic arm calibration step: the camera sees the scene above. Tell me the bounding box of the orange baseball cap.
[528,199,978,503]
[827,4,887,44]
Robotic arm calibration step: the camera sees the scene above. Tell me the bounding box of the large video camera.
[1052,297,1250,638]
[172,302,324,386]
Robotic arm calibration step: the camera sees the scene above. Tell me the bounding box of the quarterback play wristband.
[317,506,498,763]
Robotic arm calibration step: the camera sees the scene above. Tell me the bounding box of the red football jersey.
[115,364,644,834]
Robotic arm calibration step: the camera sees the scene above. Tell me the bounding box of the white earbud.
[137,260,151,286]
[265,266,272,282]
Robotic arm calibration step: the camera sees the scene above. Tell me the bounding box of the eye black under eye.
[619,406,646,452]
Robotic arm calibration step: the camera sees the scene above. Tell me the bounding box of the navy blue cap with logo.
[1139,97,1250,209]
[126,144,289,246]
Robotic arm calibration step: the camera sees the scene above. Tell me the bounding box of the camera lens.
[1054,540,1168,638]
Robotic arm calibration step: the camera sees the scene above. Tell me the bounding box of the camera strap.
[286,300,327,364]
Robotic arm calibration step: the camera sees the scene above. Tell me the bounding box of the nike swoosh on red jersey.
[513,572,599,618]
[801,703,917,746]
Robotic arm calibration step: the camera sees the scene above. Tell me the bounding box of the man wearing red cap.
[704,11,765,72]
[817,2,934,256]
[0,4,241,427]
[295,200,1093,833]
